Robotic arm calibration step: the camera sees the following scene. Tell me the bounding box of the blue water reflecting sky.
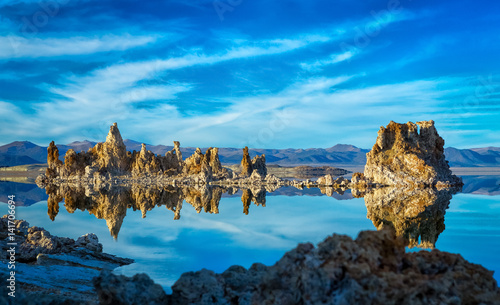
[6,184,500,292]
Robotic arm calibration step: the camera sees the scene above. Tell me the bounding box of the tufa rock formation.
[240,146,267,177]
[364,120,462,187]
[240,146,253,176]
[39,123,228,185]
[93,229,500,305]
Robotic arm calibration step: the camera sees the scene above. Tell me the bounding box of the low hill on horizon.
[1,141,499,168]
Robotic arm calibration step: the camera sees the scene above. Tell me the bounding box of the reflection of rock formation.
[364,187,458,248]
[364,120,462,187]
[241,187,266,215]
[45,184,269,238]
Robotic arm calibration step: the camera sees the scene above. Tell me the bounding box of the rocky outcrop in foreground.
[0,216,132,304]
[93,228,499,305]
[364,120,462,187]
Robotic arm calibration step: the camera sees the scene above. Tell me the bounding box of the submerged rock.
[364,120,462,187]
[93,229,500,305]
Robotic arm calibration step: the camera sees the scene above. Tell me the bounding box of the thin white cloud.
[300,50,357,72]
[0,34,158,58]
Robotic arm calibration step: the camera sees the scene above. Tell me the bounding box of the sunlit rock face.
[240,146,253,176]
[364,187,458,248]
[240,146,267,177]
[364,120,462,187]
[39,123,227,184]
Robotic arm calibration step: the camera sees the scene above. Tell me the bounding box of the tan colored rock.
[364,120,462,186]
[45,141,63,178]
[240,146,253,176]
[251,154,267,176]
[91,122,129,173]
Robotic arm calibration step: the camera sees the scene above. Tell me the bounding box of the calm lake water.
[1,175,499,293]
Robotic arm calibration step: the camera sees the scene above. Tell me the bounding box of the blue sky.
[0,0,499,149]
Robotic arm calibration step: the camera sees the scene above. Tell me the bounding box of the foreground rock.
[94,229,500,305]
[364,120,462,187]
[0,216,132,304]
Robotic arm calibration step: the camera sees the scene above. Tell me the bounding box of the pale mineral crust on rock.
[364,120,462,187]
[93,229,500,305]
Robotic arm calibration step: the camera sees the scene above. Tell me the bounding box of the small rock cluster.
[1,215,104,262]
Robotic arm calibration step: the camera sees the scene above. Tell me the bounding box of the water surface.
[1,176,499,292]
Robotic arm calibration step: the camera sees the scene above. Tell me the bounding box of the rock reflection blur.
[45,184,270,239]
[364,187,459,249]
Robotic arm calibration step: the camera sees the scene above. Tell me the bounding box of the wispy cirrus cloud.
[0,34,159,59]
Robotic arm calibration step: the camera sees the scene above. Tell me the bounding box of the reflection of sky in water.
[13,195,373,292]
[8,189,500,292]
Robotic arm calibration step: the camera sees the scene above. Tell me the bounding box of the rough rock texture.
[240,146,253,176]
[364,187,457,248]
[93,122,129,173]
[0,216,133,304]
[93,229,500,305]
[364,120,462,186]
[251,154,267,177]
[39,123,228,185]
[0,216,109,262]
[317,174,349,187]
[94,270,168,305]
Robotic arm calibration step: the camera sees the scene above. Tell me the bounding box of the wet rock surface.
[364,120,462,187]
[93,229,500,305]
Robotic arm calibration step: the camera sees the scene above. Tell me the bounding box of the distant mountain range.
[0,140,499,168]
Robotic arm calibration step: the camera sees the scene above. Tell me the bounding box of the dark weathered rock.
[364,120,462,186]
[91,229,500,305]
[94,270,168,305]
